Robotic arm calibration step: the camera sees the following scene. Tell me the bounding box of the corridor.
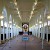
[0,0,50,50]
[0,35,50,50]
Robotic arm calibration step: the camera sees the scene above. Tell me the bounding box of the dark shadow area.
[48,34,50,42]
[4,34,6,40]
[1,34,3,40]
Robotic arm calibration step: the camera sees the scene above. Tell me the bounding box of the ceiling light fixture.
[29,11,33,20]
[39,21,42,24]
[14,0,21,21]
[16,8,21,20]
[31,11,33,15]
[34,0,37,5]
[19,14,21,19]
[18,11,20,14]
[30,15,32,19]
[0,16,4,19]
[33,7,35,11]
[40,15,41,18]
[10,2,13,4]
[10,1,17,6]
[14,2,17,5]
[19,14,20,17]
[30,17,31,19]
[16,8,18,11]
[47,15,50,19]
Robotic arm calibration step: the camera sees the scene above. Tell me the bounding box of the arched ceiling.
[0,0,50,27]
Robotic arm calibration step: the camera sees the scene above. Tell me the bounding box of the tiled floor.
[0,35,50,50]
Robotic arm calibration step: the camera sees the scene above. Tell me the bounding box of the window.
[1,20,3,26]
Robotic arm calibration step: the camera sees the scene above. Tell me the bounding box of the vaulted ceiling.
[0,0,50,27]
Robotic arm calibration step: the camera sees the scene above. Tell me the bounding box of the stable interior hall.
[0,0,50,50]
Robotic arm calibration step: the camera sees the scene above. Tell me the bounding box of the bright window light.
[44,22,47,26]
[10,25,12,28]
[9,21,12,24]
[4,22,7,27]
[39,24,43,28]
[36,24,38,26]
[48,21,50,26]
[39,25,41,28]
[14,24,15,25]
[1,20,3,26]
[42,24,43,27]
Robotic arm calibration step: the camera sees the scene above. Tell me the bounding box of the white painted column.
[9,14,13,39]
[6,21,8,39]
[12,19,16,37]
[41,10,45,49]
[15,26,17,36]
[46,12,48,42]
[36,26,38,37]
[8,25,10,39]
[3,19,5,41]
[34,27,35,36]
[13,25,16,37]
[11,24,13,38]
[38,24,40,38]
[0,20,1,43]
[12,25,14,37]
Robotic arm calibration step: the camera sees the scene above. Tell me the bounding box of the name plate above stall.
[22,37,29,41]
